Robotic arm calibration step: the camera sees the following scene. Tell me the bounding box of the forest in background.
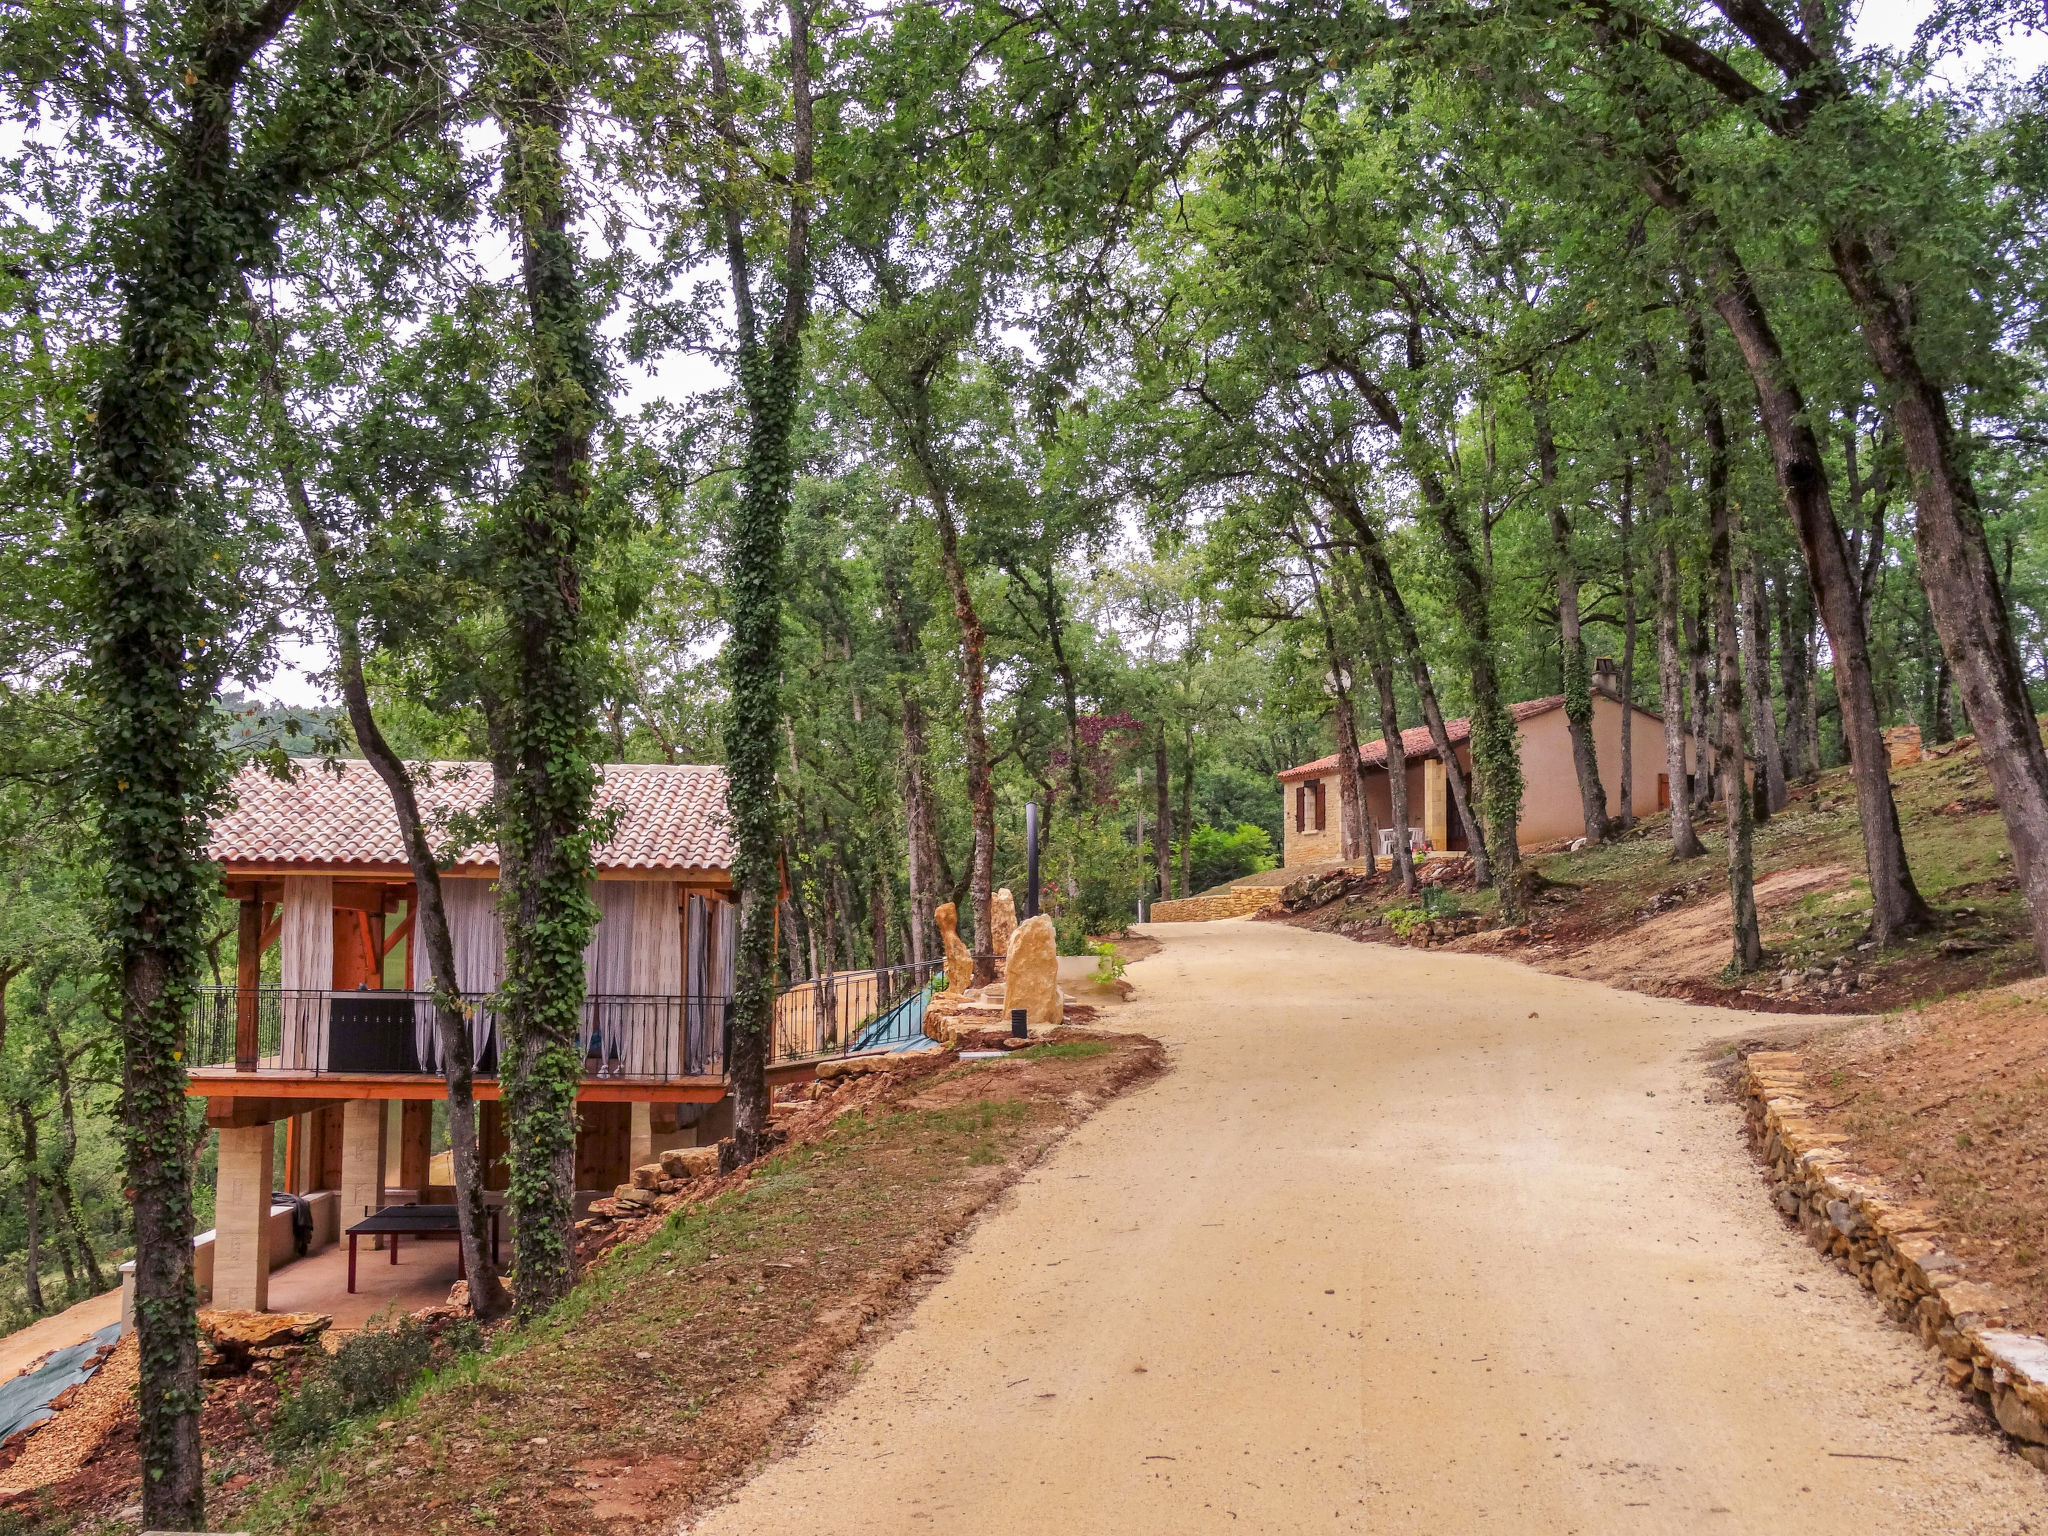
[6,0,2048,1521]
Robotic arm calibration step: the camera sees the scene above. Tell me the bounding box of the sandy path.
[684,919,2043,1534]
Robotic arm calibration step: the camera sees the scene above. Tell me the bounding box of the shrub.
[1185,822,1276,892]
[270,1316,436,1455]
[1088,940,1126,985]
[1047,812,1142,938]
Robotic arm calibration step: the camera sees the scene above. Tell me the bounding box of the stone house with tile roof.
[1277,669,1688,867]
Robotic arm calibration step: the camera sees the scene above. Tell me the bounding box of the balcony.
[187,989,727,1083]
[184,959,939,1094]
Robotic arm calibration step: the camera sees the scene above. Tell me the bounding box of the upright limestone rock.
[1003,914,1064,1028]
[990,888,1017,971]
[935,901,973,997]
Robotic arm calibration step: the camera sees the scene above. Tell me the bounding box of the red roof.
[209,760,733,873]
[1277,696,1568,783]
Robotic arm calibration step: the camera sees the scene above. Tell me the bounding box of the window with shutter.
[1295,784,1306,832]
[1312,780,1327,831]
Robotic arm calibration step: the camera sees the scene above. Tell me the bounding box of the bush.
[1048,812,1142,938]
[270,1316,437,1455]
[1088,940,1126,985]
[1184,822,1276,892]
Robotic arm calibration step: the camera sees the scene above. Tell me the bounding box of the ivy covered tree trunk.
[488,9,607,1314]
[708,0,814,1164]
[81,6,309,1519]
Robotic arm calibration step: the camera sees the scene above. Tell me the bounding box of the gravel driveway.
[685,918,2044,1533]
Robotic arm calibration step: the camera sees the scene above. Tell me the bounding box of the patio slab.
[266,1237,464,1333]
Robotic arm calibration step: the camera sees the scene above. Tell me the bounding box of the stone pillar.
[339,1100,388,1248]
[214,1124,275,1312]
[630,1101,654,1172]
[1423,758,1447,853]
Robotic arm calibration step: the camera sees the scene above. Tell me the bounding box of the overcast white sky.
[256,1,2048,708]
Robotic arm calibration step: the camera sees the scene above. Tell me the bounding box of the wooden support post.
[237,897,263,1072]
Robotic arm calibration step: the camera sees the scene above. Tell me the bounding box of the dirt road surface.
[684,919,2044,1534]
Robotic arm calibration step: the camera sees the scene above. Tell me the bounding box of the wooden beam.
[184,1070,728,1104]
[207,1096,346,1129]
[259,903,281,955]
[380,904,414,961]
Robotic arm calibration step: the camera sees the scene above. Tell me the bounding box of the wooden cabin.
[189,759,738,1310]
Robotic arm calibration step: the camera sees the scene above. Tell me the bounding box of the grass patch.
[1016,1040,1111,1062]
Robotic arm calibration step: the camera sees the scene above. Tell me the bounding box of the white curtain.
[581,881,636,1062]
[281,876,332,1069]
[424,879,501,1070]
[626,881,681,1075]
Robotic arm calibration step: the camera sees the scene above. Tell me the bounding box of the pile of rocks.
[1743,1050,2048,1468]
[611,1145,724,1211]
[1769,959,1861,999]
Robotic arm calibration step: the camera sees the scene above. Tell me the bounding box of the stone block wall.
[1148,887,1282,923]
[1742,1050,2048,1469]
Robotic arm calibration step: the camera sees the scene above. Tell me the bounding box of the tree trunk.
[80,2,310,1511]
[1701,0,2048,969]
[490,16,610,1314]
[1300,527,1372,866]
[1366,636,1417,894]
[1830,235,2048,963]
[1179,732,1194,895]
[1325,491,1490,884]
[1323,348,1498,889]
[898,699,937,968]
[1776,568,1819,782]
[1702,377,1763,974]
[1654,519,1707,861]
[1646,169,1931,943]
[1155,729,1172,900]
[18,1105,43,1315]
[43,1017,106,1295]
[246,297,508,1320]
[1618,459,1638,830]
[1685,587,1715,808]
[706,0,815,1168]
[930,497,997,985]
[1532,385,1612,843]
[1739,547,1788,818]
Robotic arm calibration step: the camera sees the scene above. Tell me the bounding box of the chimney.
[1592,656,1620,699]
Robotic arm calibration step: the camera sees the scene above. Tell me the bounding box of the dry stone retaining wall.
[1742,1050,2048,1469]
[1148,887,1282,923]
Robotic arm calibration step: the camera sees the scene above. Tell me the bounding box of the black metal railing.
[189,964,933,1084]
[770,959,941,1062]
[188,988,728,1081]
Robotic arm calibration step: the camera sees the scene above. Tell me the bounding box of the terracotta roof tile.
[209,760,732,873]
[1276,696,1569,783]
